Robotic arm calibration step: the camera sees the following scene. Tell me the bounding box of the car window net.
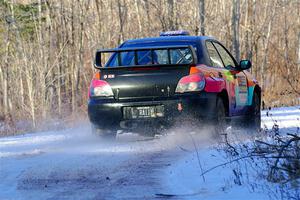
[105,47,194,67]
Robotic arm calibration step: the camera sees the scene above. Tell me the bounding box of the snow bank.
[161,105,300,200]
[261,105,300,131]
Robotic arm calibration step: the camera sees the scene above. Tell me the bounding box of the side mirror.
[239,60,251,70]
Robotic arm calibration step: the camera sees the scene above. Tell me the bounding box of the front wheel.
[247,92,261,132]
[213,97,228,137]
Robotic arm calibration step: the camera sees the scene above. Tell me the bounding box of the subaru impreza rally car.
[88,31,261,137]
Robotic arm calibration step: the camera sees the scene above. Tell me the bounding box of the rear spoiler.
[94,45,198,69]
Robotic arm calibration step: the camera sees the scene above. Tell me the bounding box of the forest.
[0,0,299,134]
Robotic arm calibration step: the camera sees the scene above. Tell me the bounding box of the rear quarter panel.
[196,64,259,116]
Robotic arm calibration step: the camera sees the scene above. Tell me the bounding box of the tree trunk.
[95,0,103,40]
[297,0,300,72]
[3,49,8,117]
[143,0,151,33]
[167,0,175,30]
[232,0,240,61]
[261,2,276,91]
[199,0,205,35]
[283,0,289,76]
[71,0,76,113]
[134,0,142,35]
[117,0,125,43]
[297,31,300,72]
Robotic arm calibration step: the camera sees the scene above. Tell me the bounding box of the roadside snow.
[261,106,300,131]
[161,149,272,200]
[160,105,300,200]
[0,105,299,200]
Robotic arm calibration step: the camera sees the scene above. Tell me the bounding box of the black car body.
[88,32,261,135]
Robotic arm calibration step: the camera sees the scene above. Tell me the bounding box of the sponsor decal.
[103,74,115,79]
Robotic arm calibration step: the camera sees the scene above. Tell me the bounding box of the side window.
[206,42,224,68]
[170,48,193,64]
[213,42,237,68]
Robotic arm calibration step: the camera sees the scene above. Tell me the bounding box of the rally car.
[88,31,261,138]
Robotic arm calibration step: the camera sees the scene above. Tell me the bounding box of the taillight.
[175,66,205,93]
[89,79,113,97]
[93,72,101,79]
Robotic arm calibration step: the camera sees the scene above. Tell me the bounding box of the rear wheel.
[91,124,117,140]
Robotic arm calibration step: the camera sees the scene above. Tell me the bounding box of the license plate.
[137,107,151,117]
[123,105,164,119]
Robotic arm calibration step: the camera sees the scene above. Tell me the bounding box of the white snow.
[161,105,300,199]
[0,105,299,200]
[261,106,300,130]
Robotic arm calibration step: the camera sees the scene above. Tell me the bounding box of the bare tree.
[199,0,205,35]
[117,0,126,43]
[297,0,300,71]
[232,0,240,61]
[0,0,299,134]
[167,0,174,30]
[134,0,142,34]
[261,1,276,90]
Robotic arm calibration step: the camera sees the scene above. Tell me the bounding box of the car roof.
[124,35,216,44]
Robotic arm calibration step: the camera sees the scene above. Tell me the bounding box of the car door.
[212,42,248,112]
[205,41,236,116]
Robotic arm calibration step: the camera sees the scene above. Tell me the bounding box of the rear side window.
[170,48,193,64]
[213,42,237,68]
[206,42,224,67]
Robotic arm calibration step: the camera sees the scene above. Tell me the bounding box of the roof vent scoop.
[159,30,190,37]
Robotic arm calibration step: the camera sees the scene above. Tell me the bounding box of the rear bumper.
[88,92,217,129]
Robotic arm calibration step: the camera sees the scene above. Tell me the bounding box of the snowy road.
[0,124,211,200]
[0,106,299,200]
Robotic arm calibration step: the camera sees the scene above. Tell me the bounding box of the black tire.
[247,92,261,132]
[91,124,117,140]
[239,92,261,134]
[214,97,228,137]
